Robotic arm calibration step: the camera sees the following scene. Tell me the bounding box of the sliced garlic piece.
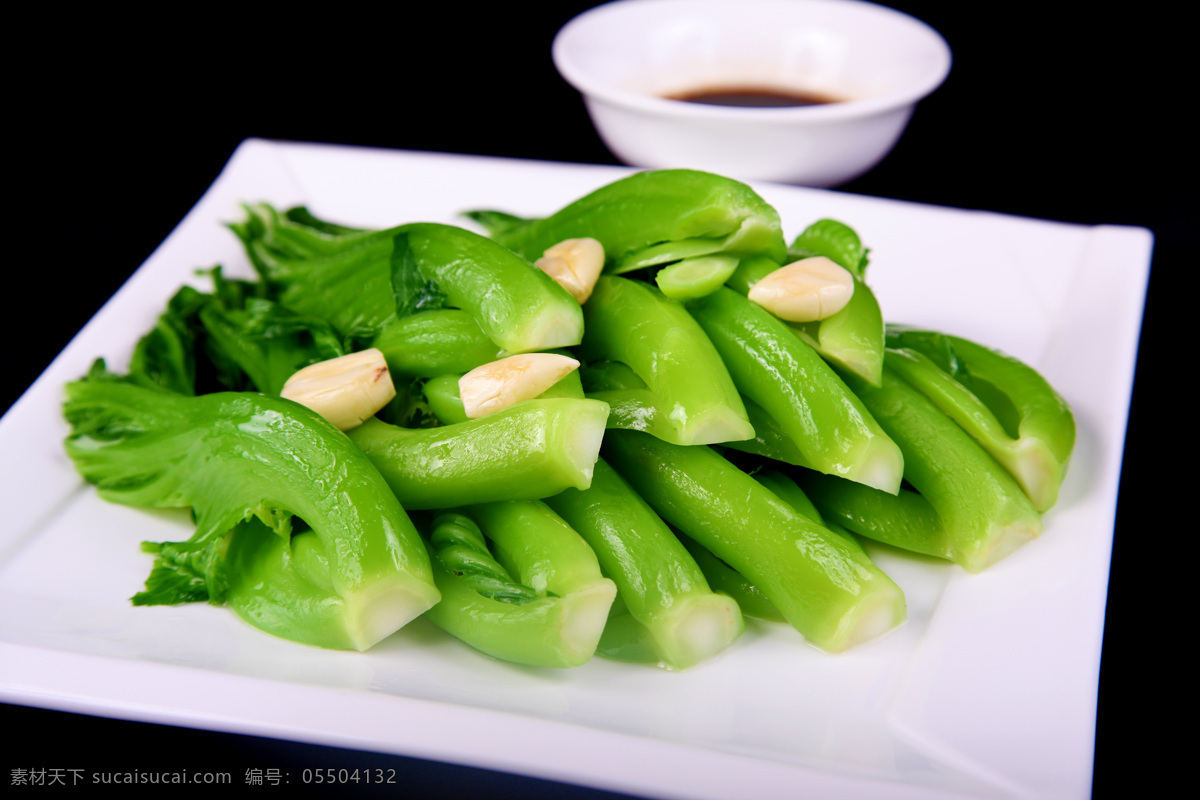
[280,348,396,431]
[747,256,855,322]
[535,237,605,304]
[459,352,581,419]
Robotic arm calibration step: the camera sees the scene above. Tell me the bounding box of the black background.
[5,2,1188,797]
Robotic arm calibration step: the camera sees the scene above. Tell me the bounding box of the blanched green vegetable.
[579,276,753,446]
[237,207,585,353]
[546,459,744,669]
[63,369,440,650]
[371,310,500,379]
[422,506,616,668]
[654,254,740,300]
[347,398,609,509]
[198,297,346,396]
[678,469,863,624]
[603,430,906,653]
[65,168,1079,662]
[884,326,1075,511]
[803,364,1044,572]
[728,219,885,385]
[244,223,401,338]
[392,224,584,353]
[689,287,903,493]
[468,169,787,268]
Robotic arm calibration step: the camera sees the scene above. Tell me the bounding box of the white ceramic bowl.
[552,0,951,187]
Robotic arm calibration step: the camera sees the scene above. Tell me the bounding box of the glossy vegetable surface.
[61,167,1078,662]
[63,370,439,650]
[347,398,609,509]
[884,326,1075,511]
[603,430,906,653]
[546,459,744,669]
[469,169,788,268]
[579,276,753,446]
[689,287,903,493]
[422,505,616,668]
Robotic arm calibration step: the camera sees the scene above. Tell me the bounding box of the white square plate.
[0,140,1151,799]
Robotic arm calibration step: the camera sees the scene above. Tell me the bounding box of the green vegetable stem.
[237,206,585,353]
[221,518,428,651]
[727,218,885,386]
[420,352,587,426]
[347,398,610,509]
[688,287,903,494]
[676,469,864,624]
[392,224,584,354]
[578,275,754,446]
[467,169,788,270]
[371,309,501,379]
[422,506,616,668]
[603,430,906,653]
[884,326,1075,512]
[802,365,1045,572]
[545,459,744,669]
[63,371,440,650]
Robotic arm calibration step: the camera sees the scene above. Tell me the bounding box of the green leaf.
[284,206,365,237]
[429,513,540,605]
[132,533,230,606]
[390,232,448,318]
[126,285,209,396]
[885,324,964,377]
[199,297,345,396]
[461,209,534,238]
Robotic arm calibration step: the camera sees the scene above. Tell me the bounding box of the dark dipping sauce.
[667,86,841,108]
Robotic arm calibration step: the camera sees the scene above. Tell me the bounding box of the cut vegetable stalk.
[392,224,584,353]
[729,217,885,385]
[63,374,439,650]
[546,459,744,669]
[223,519,433,651]
[579,276,753,446]
[603,430,906,652]
[422,506,616,668]
[786,220,881,384]
[806,365,1044,572]
[371,310,502,379]
[468,169,788,269]
[678,469,863,623]
[347,398,609,509]
[688,287,903,493]
[884,326,1075,512]
[654,254,740,300]
[678,536,785,623]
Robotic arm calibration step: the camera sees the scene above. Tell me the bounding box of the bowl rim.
[552,0,953,125]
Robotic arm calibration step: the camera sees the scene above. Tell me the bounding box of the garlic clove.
[280,348,396,431]
[747,256,855,322]
[535,237,605,304]
[459,353,581,418]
